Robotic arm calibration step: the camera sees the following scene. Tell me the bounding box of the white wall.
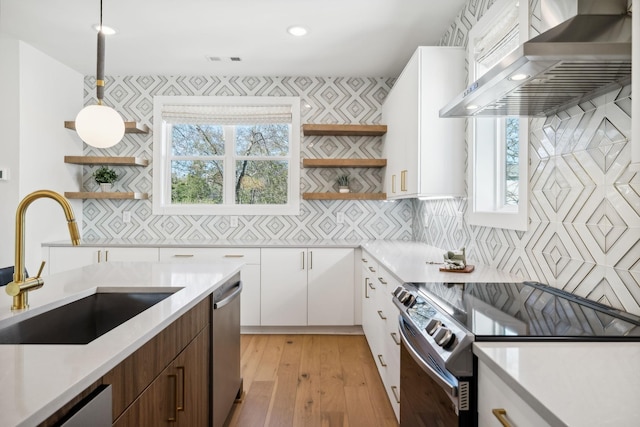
[0,35,21,267]
[0,37,83,273]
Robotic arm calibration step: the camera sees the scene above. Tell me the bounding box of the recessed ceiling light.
[466,104,479,110]
[92,24,117,35]
[509,73,529,81]
[287,26,308,37]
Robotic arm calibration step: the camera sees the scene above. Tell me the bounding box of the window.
[467,0,529,231]
[153,96,300,215]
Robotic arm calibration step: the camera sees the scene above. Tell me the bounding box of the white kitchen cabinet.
[478,360,550,427]
[261,248,354,326]
[360,251,400,421]
[382,46,465,199]
[47,246,159,275]
[159,247,261,326]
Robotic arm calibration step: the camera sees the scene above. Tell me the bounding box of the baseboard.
[241,325,364,335]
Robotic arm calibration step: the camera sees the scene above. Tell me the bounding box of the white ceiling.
[0,0,466,78]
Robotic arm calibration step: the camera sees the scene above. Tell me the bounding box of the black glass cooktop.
[408,281,640,341]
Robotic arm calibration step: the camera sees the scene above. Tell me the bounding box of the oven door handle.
[398,319,458,399]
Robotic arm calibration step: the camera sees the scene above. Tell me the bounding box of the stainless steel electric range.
[392,281,640,427]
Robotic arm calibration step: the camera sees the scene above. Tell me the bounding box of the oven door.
[399,317,475,427]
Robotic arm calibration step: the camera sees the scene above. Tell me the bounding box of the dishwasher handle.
[213,281,243,310]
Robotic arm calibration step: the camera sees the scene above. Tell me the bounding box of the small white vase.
[100,183,112,192]
[339,186,350,193]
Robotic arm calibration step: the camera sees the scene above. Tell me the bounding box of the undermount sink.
[0,290,177,345]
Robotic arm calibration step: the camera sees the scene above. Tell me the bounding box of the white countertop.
[362,240,523,283]
[474,342,640,426]
[42,238,365,248]
[0,261,242,427]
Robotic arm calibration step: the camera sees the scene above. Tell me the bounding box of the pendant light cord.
[96,0,105,105]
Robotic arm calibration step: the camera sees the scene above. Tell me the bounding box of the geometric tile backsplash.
[415,0,640,315]
[80,76,413,242]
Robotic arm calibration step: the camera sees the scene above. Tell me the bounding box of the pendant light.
[74,0,125,148]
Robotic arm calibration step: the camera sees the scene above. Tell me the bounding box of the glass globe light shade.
[74,104,125,148]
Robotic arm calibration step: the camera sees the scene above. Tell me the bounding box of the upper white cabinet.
[383,47,465,199]
[261,248,354,326]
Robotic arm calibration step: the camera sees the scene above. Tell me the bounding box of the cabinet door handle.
[105,250,109,262]
[173,254,195,258]
[224,254,245,258]
[377,310,387,320]
[378,277,387,285]
[377,354,387,367]
[97,250,101,263]
[368,266,376,272]
[168,374,177,422]
[492,409,512,427]
[392,174,396,194]
[391,385,400,403]
[365,278,370,299]
[309,251,313,269]
[176,366,185,412]
[401,170,407,191]
[301,251,305,270]
[390,332,400,345]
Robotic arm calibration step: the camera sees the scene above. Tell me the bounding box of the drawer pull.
[377,354,387,367]
[168,374,177,422]
[362,258,368,263]
[368,266,376,272]
[224,254,245,258]
[391,385,400,403]
[377,277,387,285]
[173,254,195,258]
[368,282,376,290]
[492,408,512,427]
[390,332,400,345]
[377,310,387,320]
[176,366,185,412]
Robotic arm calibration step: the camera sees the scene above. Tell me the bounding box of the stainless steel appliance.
[393,281,640,426]
[212,273,243,427]
[59,385,112,427]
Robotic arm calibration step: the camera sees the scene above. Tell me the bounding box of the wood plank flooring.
[224,334,398,427]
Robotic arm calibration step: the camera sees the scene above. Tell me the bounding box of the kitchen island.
[0,261,242,427]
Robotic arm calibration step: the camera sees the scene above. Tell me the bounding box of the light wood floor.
[224,334,399,427]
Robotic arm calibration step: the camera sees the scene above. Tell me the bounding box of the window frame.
[152,95,301,216]
[467,0,529,231]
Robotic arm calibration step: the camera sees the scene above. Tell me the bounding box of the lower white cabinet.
[261,248,354,326]
[478,360,550,427]
[360,251,400,421]
[47,246,159,275]
[158,247,261,327]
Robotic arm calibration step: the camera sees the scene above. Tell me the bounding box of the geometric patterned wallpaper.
[414,0,640,316]
[79,76,413,242]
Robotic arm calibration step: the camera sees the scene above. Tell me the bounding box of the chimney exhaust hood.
[439,0,632,118]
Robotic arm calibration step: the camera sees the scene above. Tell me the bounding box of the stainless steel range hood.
[440,0,632,118]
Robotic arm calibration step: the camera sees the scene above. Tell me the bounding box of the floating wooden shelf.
[64,121,150,134]
[303,159,387,168]
[302,124,387,136]
[64,192,149,200]
[64,156,149,166]
[302,192,387,201]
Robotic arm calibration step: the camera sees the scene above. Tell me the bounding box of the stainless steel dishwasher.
[212,273,243,427]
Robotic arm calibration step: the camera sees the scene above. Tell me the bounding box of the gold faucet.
[5,190,81,310]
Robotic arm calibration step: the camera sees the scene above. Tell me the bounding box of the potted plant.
[93,166,118,192]
[336,174,350,193]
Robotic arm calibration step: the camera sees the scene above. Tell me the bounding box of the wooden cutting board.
[439,265,475,273]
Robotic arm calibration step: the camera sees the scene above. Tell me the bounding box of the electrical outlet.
[123,211,131,223]
[336,212,345,224]
[230,216,238,227]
